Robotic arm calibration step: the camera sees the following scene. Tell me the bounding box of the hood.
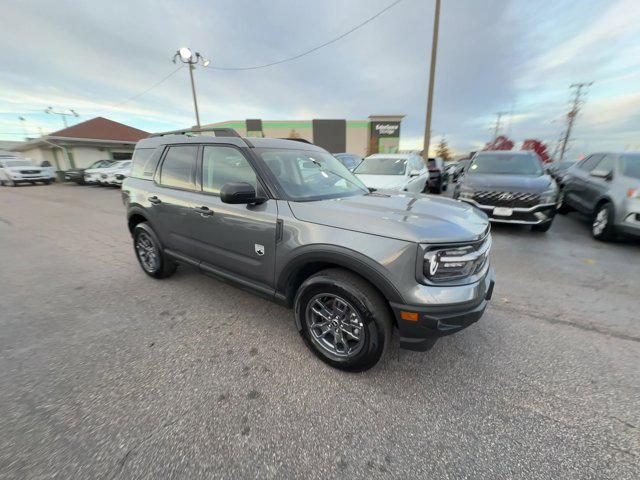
[108,167,132,175]
[4,166,40,172]
[355,174,407,190]
[461,173,552,193]
[288,192,488,244]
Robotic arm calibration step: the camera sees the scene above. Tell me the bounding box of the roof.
[48,117,149,142]
[137,134,327,152]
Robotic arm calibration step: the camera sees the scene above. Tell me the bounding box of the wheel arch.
[127,207,151,235]
[277,246,404,312]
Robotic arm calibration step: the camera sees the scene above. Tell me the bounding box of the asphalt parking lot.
[1,183,639,479]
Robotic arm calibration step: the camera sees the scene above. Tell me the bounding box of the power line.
[110,65,184,108]
[210,0,403,71]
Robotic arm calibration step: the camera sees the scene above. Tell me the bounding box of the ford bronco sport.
[122,129,495,371]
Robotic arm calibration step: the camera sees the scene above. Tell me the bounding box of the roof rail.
[149,127,241,138]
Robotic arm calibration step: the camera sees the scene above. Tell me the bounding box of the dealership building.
[205,115,404,157]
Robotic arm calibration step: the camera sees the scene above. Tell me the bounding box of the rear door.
[188,144,278,289]
[151,145,201,251]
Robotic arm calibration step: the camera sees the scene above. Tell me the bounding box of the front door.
[189,144,278,289]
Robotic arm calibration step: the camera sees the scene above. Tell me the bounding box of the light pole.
[421,0,441,162]
[44,107,79,128]
[173,47,210,128]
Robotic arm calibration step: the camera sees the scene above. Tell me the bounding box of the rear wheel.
[592,202,616,241]
[295,268,392,372]
[133,222,177,278]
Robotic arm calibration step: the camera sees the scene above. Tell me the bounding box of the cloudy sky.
[1,0,639,158]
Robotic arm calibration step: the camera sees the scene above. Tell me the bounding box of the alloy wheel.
[135,231,159,273]
[305,294,365,358]
[592,207,608,236]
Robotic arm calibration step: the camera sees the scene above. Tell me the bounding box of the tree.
[521,139,552,163]
[483,135,514,151]
[435,136,452,162]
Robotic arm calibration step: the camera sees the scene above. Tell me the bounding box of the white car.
[97,160,132,187]
[84,160,119,184]
[353,153,429,193]
[0,157,52,186]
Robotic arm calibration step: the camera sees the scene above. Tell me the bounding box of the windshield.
[258,149,368,201]
[111,161,131,169]
[5,160,32,167]
[334,153,361,170]
[90,160,111,168]
[469,154,543,176]
[355,157,407,175]
[620,154,640,179]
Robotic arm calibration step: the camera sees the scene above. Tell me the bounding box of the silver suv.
[560,152,640,240]
[123,129,495,371]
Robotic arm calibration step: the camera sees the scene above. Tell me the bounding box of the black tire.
[591,202,616,241]
[133,222,177,279]
[430,181,443,194]
[43,179,52,185]
[294,268,392,372]
[531,220,553,232]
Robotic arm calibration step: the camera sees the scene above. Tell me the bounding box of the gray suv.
[122,130,495,371]
[560,152,640,240]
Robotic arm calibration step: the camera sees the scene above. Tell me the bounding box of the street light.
[173,46,211,128]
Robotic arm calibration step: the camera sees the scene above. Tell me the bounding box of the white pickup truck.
[0,157,52,186]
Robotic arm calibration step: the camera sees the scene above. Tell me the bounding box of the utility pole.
[492,111,508,142]
[44,107,79,128]
[18,116,28,139]
[173,47,210,129]
[421,0,441,162]
[558,82,593,162]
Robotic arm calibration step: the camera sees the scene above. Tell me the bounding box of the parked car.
[353,153,429,193]
[426,157,449,193]
[84,161,120,184]
[123,134,494,371]
[453,150,558,232]
[99,160,132,187]
[559,152,640,240]
[333,153,363,172]
[37,160,56,181]
[0,157,52,186]
[65,159,113,184]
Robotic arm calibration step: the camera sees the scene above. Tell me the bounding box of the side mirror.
[590,169,612,180]
[220,182,265,204]
[409,169,421,177]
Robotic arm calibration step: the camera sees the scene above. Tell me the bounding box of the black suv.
[123,129,494,371]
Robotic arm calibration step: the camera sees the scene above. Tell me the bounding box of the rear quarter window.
[130,148,159,179]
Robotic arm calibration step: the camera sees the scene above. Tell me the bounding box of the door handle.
[194,206,214,217]
[148,196,161,205]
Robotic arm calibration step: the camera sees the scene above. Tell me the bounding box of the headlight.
[422,234,492,283]
[539,185,558,204]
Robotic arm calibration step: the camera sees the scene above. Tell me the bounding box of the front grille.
[472,190,540,208]
[20,169,40,174]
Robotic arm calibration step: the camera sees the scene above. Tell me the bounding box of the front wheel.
[592,203,616,241]
[133,222,177,278]
[295,268,392,372]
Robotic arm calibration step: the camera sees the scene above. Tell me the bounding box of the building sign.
[372,122,400,138]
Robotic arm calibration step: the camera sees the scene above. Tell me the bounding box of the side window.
[131,148,159,179]
[160,146,197,189]
[594,154,614,174]
[578,154,602,171]
[202,146,257,195]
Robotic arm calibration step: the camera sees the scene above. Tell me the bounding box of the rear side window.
[130,148,159,179]
[160,146,197,189]
[202,146,256,194]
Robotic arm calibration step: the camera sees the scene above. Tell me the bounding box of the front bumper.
[461,199,556,225]
[617,198,640,238]
[8,175,49,182]
[391,267,495,351]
